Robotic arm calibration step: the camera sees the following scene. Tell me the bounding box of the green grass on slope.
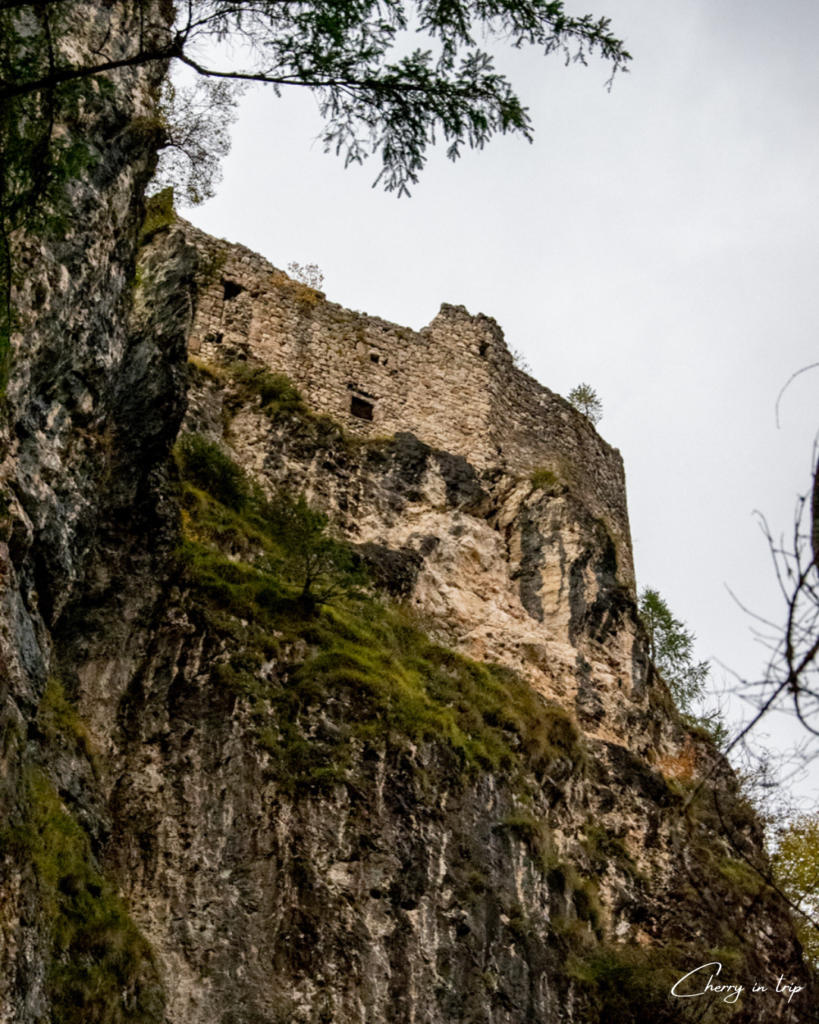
[173,432,586,795]
[0,681,163,1024]
[171,430,771,1024]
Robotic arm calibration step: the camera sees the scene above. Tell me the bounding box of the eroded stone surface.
[205,383,657,755]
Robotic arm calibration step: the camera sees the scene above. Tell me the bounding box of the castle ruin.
[182,221,635,585]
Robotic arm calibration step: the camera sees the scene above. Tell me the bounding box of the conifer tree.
[638,587,726,744]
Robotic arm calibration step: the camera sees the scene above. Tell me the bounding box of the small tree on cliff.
[287,262,324,291]
[639,587,710,711]
[567,383,603,425]
[638,587,727,744]
[262,492,369,616]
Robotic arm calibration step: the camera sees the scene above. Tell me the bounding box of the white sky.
[183,0,819,800]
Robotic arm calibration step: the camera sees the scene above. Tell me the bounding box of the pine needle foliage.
[567,383,603,426]
[638,587,726,746]
[638,588,710,713]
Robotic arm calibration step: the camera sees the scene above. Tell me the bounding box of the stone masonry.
[182,221,634,585]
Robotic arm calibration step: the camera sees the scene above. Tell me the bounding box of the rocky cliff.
[0,7,813,1023]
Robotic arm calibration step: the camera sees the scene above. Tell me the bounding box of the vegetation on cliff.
[0,6,811,1021]
[174,428,587,791]
[637,587,728,748]
[0,0,632,395]
[0,682,164,1024]
[165,371,801,1022]
[1,1,631,197]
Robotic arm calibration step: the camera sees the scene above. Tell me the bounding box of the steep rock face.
[0,21,812,1024]
[185,284,658,758]
[77,224,802,1024]
[0,4,182,1020]
[4,2,172,625]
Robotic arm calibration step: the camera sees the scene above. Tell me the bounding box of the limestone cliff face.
[0,12,812,1023]
[0,3,182,1019]
[196,364,650,754]
[182,223,649,748]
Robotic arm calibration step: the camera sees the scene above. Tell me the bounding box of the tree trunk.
[813,460,819,568]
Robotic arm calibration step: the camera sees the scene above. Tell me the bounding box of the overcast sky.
[182,0,819,799]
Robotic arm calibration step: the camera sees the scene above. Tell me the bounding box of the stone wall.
[182,222,635,584]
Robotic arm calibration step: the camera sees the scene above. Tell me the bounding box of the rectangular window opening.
[350,396,374,421]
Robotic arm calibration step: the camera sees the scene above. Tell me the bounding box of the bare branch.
[776,362,819,428]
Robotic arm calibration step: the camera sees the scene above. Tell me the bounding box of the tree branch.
[0,43,182,102]
[176,52,442,93]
